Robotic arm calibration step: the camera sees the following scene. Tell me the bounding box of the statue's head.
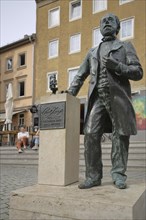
[100,13,120,37]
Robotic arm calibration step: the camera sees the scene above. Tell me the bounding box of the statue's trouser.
[84,89,130,183]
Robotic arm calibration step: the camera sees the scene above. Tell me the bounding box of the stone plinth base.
[9,182,146,220]
[38,93,80,186]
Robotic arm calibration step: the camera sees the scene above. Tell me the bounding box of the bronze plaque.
[40,102,65,129]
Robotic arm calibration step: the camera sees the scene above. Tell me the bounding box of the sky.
[0,0,36,47]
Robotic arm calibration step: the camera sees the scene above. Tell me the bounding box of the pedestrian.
[16,125,29,153]
[32,129,40,150]
[67,13,143,189]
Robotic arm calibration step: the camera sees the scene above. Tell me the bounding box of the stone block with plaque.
[38,93,80,186]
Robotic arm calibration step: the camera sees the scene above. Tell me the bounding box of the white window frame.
[68,67,79,87]
[92,27,102,47]
[69,33,81,54]
[48,7,60,28]
[47,71,58,92]
[48,39,59,59]
[19,113,25,126]
[92,0,107,14]
[69,0,82,22]
[120,17,134,41]
[119,0,134,5]
[6,57,13,71]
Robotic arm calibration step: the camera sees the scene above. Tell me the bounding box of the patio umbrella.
[4,83,13,130]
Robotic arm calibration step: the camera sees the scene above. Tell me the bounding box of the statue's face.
[100,14,118,36]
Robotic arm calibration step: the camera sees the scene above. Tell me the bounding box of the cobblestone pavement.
[0,165,145,220]
[0,165,38,220]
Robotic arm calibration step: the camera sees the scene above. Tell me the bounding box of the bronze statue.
[67,13,143,189]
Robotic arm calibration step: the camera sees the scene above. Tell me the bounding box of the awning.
[12,110,26,116]
[0,110,26,121]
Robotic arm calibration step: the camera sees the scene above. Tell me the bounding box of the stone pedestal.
[38,93,80,186]
[9,93,146,220]
[9,182,146,220]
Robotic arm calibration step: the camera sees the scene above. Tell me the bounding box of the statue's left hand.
[102,54,119,71]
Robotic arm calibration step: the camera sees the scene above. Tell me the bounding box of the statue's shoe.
[114,180,127,189]
[78,179,101,189]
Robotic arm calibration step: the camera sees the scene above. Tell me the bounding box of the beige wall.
[0,41,35,127]
[34,0,145,103]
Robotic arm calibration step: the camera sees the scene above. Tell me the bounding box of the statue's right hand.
[60,90,74,96]
[60,90,68,94]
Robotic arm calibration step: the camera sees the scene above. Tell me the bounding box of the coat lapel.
[92,46,99,60]
[108,39,123,55]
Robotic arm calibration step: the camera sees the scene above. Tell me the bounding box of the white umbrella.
[4,83,13,130]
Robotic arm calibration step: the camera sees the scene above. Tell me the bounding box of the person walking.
[67,13,143,189]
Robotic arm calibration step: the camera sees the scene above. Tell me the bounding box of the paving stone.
[0,213,9,220]
[0,165,38,220]
[0,203,8,209]
[0,208,9,214]
[0,162,146,220]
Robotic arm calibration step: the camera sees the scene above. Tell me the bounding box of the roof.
[0,34,36,53]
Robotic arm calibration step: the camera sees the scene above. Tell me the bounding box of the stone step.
[0,146,31,151]
[79,160,146,168]
[80,142,146,148]
[0,154,39,159]
[0,141,145,150]
[79,162,146,172]
[80,147,146,154]
[80,136,146,145]
[79,153,146,160]
[0,159,38,165]
[0,146,39,165]
[0,150,38,155]
[0,141,145,168]
[79,141,146,169]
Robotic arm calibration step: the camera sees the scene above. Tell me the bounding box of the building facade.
[34,0,145,134]
[0,34,36,129]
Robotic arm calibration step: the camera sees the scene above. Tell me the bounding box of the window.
[68,67,79,86]
[6,84,9,90]
[19,81,25,97]
[19,113,24,126]
[93,28,102,47]
[69,0,82,21]
[93,0,107,14]
[69,34,81,54]
[120,18,134,40]
[6,58,13,71]
[5,84,9,97]
[47,72,58,91]
[48,40,59,58]
[19,53,26,67]
[48,7,60,28]
[119,0,134,5]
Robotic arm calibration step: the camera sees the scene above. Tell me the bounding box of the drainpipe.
[28,34,35,125]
